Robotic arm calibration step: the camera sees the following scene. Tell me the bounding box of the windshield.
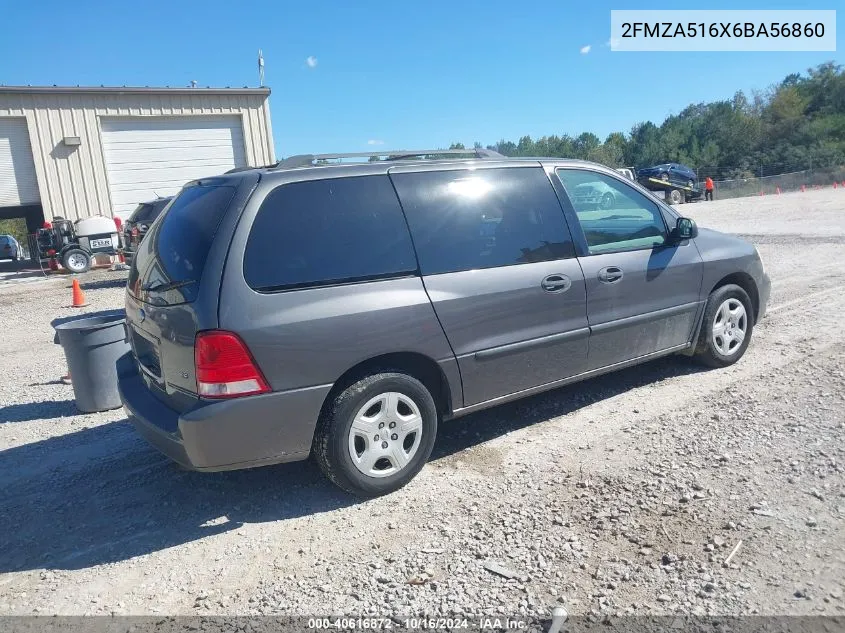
[128,184,235,304]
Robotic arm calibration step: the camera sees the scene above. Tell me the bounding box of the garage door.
[101,116,247,215]
[0,117,40,207]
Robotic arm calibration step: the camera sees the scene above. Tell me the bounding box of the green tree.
[472,62,845,178]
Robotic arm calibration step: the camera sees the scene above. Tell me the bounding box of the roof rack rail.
[224,162,281,174]
[271,148,505,170]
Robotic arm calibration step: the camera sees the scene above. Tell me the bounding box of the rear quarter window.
[243,175,417,291]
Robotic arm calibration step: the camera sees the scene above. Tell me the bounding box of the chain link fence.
[709,165,845,200]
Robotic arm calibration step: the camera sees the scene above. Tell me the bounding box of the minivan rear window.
[129,199,170,224]
[129,203,156,223]
[243,175,417,292]
[128,184,234,303]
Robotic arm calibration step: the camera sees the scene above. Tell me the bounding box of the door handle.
[541,274,572,293]
[597,266,623,283]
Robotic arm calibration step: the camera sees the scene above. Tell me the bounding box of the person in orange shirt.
[705,176,715,201]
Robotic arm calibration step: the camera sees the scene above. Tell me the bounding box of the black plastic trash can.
[53,310,131,413]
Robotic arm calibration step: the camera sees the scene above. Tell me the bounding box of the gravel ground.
[0,189,843,619]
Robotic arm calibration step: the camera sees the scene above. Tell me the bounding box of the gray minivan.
[118,150,770,497]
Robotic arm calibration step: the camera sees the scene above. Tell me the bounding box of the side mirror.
[673,217,698,241]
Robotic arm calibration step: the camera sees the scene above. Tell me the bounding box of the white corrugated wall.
[0,89,275,221]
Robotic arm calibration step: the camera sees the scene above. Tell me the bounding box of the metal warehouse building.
[0,85,275,234]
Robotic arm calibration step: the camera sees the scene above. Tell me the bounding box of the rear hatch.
[124,176,255,412]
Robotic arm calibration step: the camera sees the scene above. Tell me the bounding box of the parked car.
[615,167,635,181]
[118,151,770,498]
[122,197,172,263]
[637,162,697,187]
[0,234,22,261]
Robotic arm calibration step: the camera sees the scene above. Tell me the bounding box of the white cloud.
[580,45,591,55]
[605,38,620,48]
[367,139,384,145]
[305,56,318,68]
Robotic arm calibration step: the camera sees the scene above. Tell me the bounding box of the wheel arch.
[710,272,760,324]
[318,351,455,422]
[683,271,761,357]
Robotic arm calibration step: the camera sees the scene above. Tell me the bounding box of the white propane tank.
[75,216,118,237]
[75,216,120,251]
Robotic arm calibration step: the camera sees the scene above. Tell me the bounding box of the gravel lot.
[0,189,843,620]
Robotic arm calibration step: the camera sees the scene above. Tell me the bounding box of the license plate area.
[130,326,163,381]
[90,238,112,249]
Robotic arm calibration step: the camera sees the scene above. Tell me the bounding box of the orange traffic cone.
[118,251,126,264]
[71,278,89,308]
[801,184,806,192]
[759,191,764,196]
[776,187,781,195]
[835,182,839,189]
[841,181,845,187]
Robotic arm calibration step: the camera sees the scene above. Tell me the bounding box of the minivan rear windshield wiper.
[141,280,195,293]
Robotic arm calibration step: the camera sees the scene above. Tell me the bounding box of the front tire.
[694,284,754,368]
[600,192,614,210]
[314,372,438,497]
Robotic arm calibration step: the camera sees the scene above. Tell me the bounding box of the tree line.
[448,62,845,181]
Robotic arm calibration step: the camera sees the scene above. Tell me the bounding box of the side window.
[243,175,417,291]
[555,169,668,255]
[391,167,574,276]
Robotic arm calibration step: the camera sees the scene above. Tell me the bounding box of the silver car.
[118,150,770,497]
[571,180,617,209]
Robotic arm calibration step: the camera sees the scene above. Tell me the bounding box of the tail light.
[113,217,123,231]
[194,331,270,398]
[131,227,140,237]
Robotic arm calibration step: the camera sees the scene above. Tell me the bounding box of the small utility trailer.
[36,216,121,273]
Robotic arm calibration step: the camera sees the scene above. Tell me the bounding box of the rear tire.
[694,284,754,368]
[313,372,438,498]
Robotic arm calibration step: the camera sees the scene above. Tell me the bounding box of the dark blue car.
[637,163,697,187]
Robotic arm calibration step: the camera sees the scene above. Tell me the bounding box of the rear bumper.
[117,354,330,471]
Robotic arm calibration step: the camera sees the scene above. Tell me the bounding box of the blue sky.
[1,0,841,157]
